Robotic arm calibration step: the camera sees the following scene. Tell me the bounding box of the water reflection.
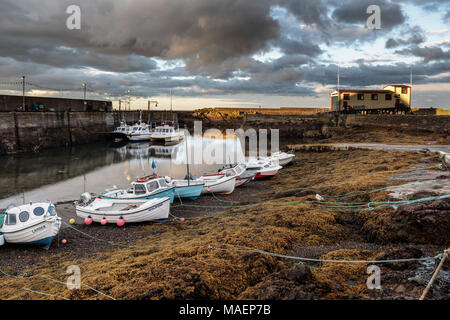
[0,136,245,208]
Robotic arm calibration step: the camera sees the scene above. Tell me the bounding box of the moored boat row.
[0,151,295,249]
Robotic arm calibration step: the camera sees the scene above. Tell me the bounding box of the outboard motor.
[80,192,92,205]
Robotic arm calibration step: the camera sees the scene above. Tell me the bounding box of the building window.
[401,87,408,94]
[343,94,350,101]
[371,94,378,100]
[357,94,365,101]
[385,94,392,101]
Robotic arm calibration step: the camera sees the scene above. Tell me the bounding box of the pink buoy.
[207,188,212,193]
[84,217,93,225]
[116,217,125,227]
[101,218,108,225]
[180,218,185,223]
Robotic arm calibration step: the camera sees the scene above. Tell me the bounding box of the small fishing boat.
[198,175,236,195]
[261,151,295,166]
[151,124,184,144]
[245,159,282,179]
[202,164,257,187]
[169,179,205,201]
[100,176,175,203]
[126,120,154,142]
[0,203,61,250]
[219,164,257,187]
[75,195,170,224]
[108,121,131,141]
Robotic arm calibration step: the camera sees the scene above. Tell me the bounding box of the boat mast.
[185,126,190,186]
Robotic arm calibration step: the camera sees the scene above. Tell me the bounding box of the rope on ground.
[39,275,116,301]
[22,287,70,301]
[0,266,115,300]
[208,243,438,264]
[419,248,449,300]
[328,178,450,200]
[62,221,203,251]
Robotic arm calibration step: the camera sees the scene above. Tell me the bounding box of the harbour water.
[0,136,246,209]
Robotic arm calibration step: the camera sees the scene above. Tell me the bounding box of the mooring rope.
[0,265,115,300]
[22,287,70,301]
[328,178,450,200]
[208,243,439,264]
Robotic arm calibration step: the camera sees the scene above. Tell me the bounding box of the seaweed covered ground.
[0,129,449,300]
[323,126,450,145]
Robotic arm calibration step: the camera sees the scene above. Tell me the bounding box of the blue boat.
[100,176,175,203]
[171,182,205,201]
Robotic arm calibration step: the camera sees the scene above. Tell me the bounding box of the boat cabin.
[1,204,57,229]
[154,126,178,135]
[221,164,246,177]
[128,178,171,196]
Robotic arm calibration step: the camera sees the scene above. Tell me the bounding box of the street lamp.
[21,76,25,110]
[126,90,131,111]
[82,82,87,101]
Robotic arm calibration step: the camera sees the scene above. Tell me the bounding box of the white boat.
[202,164,257,187]
[260,151,295,166]
[76,196,170,224]
[0,203,61,250]
[219,164,257,187]
[151,125,184,144]
[100,176,175,203]
[108,121,132,141]
[245,159,282,179]
[126,120,154,142]
[197,175,236,195]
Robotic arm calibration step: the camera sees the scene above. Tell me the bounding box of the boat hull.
[107,132,129,141]
[201,176,236,195]
[127,134,153,142]
[76,198,170,224]
[101,188,175,203]
[3,218,61,250]
[255,169,280,179]
[173,184,204,201]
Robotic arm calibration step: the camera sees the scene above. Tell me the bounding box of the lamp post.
[126,90,131,111]
[82,82,87,101]
[21,76,25,110]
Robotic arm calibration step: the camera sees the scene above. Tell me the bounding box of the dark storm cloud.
[397,46,450,63]
[385,26,425,48]
[0,0,449,101]
[0,0,280,73]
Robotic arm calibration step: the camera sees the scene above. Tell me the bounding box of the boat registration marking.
[32,225,47,234]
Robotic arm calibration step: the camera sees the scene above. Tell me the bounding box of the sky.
[0,0,449,110]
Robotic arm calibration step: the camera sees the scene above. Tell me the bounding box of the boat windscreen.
[146,181,159,193]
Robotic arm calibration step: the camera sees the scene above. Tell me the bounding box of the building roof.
[332,89,392,93]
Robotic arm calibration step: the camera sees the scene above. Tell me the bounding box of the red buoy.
[101,218,108,225]
[84,217,93,225]
[116,217,125,227]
